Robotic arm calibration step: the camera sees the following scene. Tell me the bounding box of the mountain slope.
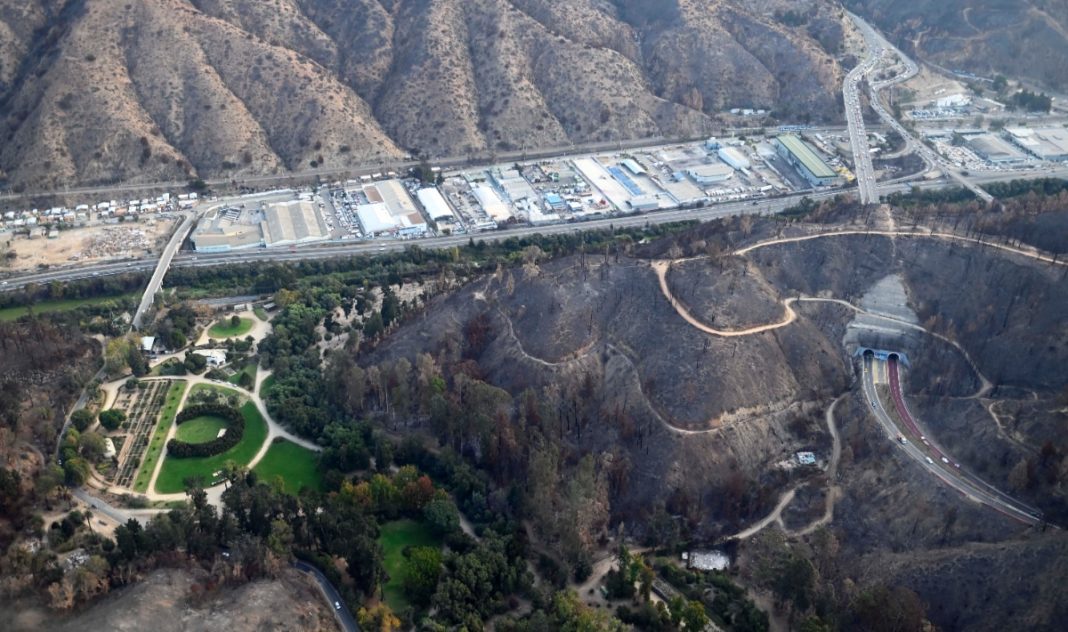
[0,0,846,189]
[846,0,1068,90]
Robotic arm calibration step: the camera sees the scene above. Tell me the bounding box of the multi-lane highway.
[843,27,882,205]
[862,354,1042,525]
[0,188,857,292]
[0,177,975,294]
[847,13,995,204]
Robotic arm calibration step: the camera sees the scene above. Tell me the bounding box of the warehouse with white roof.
[416,188,455,222]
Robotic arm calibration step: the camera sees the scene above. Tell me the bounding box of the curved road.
[864,354,1041,525]
[293,561,359,632]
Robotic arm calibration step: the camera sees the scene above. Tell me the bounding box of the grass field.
[254,307,269,321]
[259,375,277,397]
[189,382,247,405]
[133,380,188,493]
[175,415,229,443]
[208,317,254,338]
[154,401,268,494]
[252,439,322,494]
[379,520,441,612]
[227,363,257,387]
[0,293,135,322]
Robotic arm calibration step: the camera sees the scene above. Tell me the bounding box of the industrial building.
[353,180,427,237]
[717,146,751,170]
[966,134,1028,164]
[472,185,512,222]
[774,134,840,187]
[416,188,455,222]
[1005,127,1068,162]
[191,206,266,253]
[262,200,328,248]
[687,163,734,185]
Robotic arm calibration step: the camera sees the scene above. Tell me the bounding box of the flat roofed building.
[356,202,399,235]
[262,200,328,247]
[375,179,419,218]
[472,185,512,222]
[687,163,734,185]
[717,146,751,170]
[1005,127,1068,161]
[416,187,455,221]
[967,134,1028,164]
[774,134,840,187]
[191,206,264,253]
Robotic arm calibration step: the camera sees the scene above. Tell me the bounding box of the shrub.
[166,404,245,458]
[98,409,127,431]
[70,409,95,432]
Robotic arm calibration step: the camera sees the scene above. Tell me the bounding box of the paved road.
[847,13,995,204]
[843,28,881,204]
[862,354,1041,525]
[132,211,195,330]
[293,561,359,632]
[70,488,161,526]
[0,179,971,292]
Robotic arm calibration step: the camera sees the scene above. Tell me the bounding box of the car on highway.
[941,457,950,464]
[925,457,934,465]
[334,601,341,610]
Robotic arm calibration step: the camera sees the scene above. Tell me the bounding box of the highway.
[843,27,881,205]
[847,13,995,204]
[293,561,359,632]
[0,188,854,291]
[861,354,1042,525]
[0,177,983,293]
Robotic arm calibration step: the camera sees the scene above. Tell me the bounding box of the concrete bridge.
[132,212,195,330]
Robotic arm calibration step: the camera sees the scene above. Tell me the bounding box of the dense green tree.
[97,409,126,431]
[402,546,443,606]
[70,409,95,432]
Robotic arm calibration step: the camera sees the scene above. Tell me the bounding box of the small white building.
[103,438,117,460]
[193,349,227,368]
[685,550,730,571]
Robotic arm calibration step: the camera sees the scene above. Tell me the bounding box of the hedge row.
[166,404,245,458]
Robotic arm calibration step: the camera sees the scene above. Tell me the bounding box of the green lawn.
[133,380,188,493]
[253,307,269,321]
[259,375,277,397]
[379,519,441,612]
[252,439,322,494]
[208,317,254,338]
[227,362,257,387]
[154,401,268,494]
[175,415,229,443]
[0,293,135,322]
[189,382,247,405]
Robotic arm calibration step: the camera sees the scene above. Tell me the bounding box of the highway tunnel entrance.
[854,347,910,367]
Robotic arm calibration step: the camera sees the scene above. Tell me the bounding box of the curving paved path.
[109,367,322,503]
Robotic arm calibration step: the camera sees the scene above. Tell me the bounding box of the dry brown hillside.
[0,0,846,190]
[846,0,1068,90]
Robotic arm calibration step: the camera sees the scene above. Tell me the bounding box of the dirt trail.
[725,395,844,541]
[733,228,1067,267]
[652,260,798,336]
